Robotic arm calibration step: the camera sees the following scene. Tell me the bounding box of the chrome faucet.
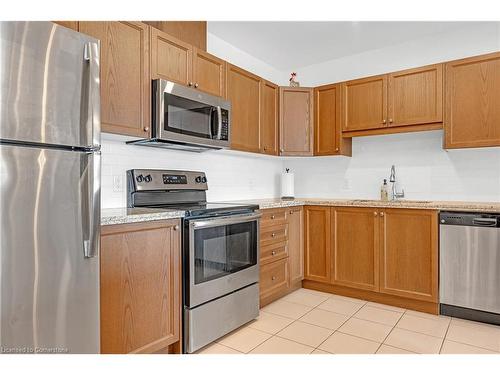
[389,165,405,201]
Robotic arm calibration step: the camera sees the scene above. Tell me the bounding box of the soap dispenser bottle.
[381,179,389,201]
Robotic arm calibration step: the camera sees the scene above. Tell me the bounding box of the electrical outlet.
[113,175,124,193]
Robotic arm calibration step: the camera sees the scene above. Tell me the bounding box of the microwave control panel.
[220,108,229,141]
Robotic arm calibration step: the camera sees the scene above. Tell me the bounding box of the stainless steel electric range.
[127,169,260,353]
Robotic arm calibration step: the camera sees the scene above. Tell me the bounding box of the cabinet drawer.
[260,224,288,245]
[260,209,287,227]
[260,258,289,299]
[260,241,288,265]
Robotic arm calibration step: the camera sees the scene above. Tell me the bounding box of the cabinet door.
[332,207,379,291]
[287,207,304,285]
[192,48,226,97]
[260,258,289,304]
[79,22,150,137]
[444,52,500,148]
[53,21,78,31]
[314,83,351,156]
[342,75,387,132]
[280,87,314,156]
[388,64,443,127]
[260,80,279,155]
[100,220,181,354]
[304,206,331,283]
[379,209,438,302]
[151,27,192,85]
[226,64,261,152]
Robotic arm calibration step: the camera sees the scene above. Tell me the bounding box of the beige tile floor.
[196,288,500,354]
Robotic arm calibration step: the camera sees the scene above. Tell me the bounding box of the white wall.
[101,134,283,208]
[285,131,500,202]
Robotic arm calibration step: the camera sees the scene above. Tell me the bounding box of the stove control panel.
[128,169,208,191]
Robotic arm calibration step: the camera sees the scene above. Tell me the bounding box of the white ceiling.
[207,21,492,70]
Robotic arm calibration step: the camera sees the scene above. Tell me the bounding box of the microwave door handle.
[216,106,222,140]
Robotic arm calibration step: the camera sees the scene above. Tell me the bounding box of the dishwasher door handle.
[472,218,498,227]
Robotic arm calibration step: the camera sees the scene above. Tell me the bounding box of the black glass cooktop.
[151,202,259,218]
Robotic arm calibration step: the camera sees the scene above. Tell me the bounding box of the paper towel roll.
[281,172,294,199]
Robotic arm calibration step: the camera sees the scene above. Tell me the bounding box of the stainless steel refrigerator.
[0,22,100,353]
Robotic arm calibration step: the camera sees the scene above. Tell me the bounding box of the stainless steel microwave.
[127,79,231,152]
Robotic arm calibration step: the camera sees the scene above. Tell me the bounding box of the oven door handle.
[190,212,262,229]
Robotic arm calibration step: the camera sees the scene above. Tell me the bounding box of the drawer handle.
[271,215,275,219]
[271,251,276,256]
[271,233,276,237]
[272,276,276,281]
[374,212,378,216]
[380,212,384,217]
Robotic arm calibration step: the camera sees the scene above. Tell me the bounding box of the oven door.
[155,80,230,149]
[186,212,260,308]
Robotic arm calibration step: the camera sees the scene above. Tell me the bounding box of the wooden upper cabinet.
[151,27,192,85]
[314,83,351,156]
[287,207,304,285]
[79,22,150,137]
[342,75,387,132]
[260,80,279,155]
[444,52,500,149]
[388,64,443,127]
[144,21,207,51]
[100,220,181,354]
[379,209,438,302]
[52,21,78,31]
[226,64,261,153]
[280,87,314,156]
[192,48,226,97]
[332,207,379,292]
[304,206,331,283]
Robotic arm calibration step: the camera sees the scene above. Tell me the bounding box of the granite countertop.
[220,198,500,213]
[101,207,185,226]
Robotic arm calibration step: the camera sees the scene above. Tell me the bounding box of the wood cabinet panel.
[304,206,331,283]
[280,87,314,156]
[260,257,289,302]
[314,83,351,156]
[100,220,181,354]
[53,21,78,31]
[79,22,150,137]
[260,241,288,265]
[144,21,207,51]
[151,27,192,85]
[287,207,304,285]
[192,48,226,97]
[444,52,500,148]
[332,207,379,291]
[260,224,288,246]
[261,208,287,226]
[388,64,443,127]
[260,81,279,155]
[226,64,261,152]
[342,75,387,132]
[379,209,438,302]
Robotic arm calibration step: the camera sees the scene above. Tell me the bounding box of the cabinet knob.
[374,212,378,216]
[174,225,179,231]
[280,148,284,153]
[194,83,199,88]
[188,82,193,86]
[271,233,276,237]
[271,251,276,256]
[382,119,387,124]
[263,147,267,151]
[272,276,276,281]
[289,210,293,214]
[271,215,275,219]
[380,212,385,217]
[143,126,150,132]
[389,118,393,123]
[335,147,339,151]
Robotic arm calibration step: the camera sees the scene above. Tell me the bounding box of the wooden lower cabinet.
[379,209,438,302]
[304,206,332,283]
[332,207,379,292]
[303,205,439,314]
[259,207,303,306]
[100,220,181,354]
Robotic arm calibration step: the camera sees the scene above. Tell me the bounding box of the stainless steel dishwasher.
[440,211,500,325]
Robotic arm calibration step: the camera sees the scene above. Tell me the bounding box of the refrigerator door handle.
[84,41,101,149]
[81,151,101,258]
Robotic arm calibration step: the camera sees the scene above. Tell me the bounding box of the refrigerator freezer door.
[0,21,100,149]
[0,144,100,353]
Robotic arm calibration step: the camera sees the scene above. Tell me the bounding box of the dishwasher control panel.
[440,211,500,227]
